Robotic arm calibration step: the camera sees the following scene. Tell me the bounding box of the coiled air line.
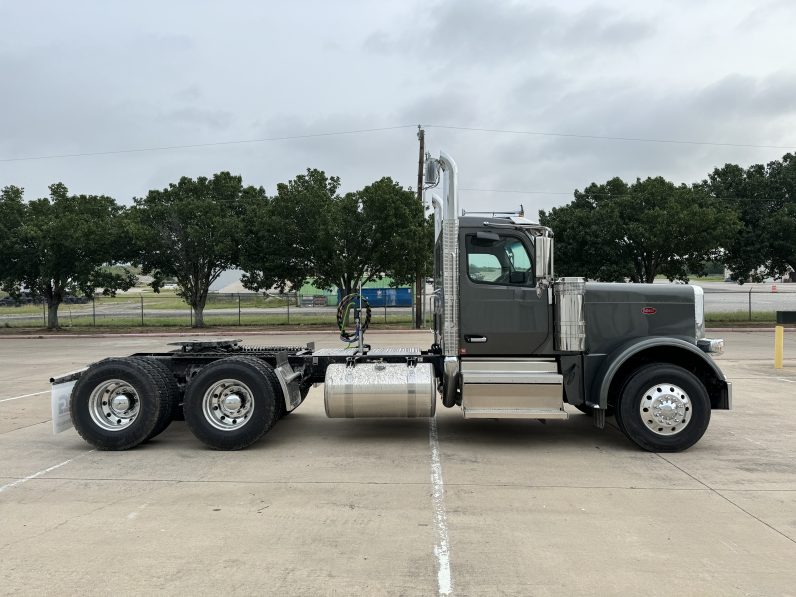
[336,293,371,345]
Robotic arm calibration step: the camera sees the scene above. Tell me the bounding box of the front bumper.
[698,338,724,355]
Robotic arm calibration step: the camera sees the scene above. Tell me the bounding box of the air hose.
[336,293,371,343]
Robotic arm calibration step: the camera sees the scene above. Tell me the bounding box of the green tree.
[240,173,430,298]
[312,177,429,296]
[540,177,739,283]
[0,184,135,329]
[240,168,333,296]
[130,172,263,327]
[705,154,796,282]
[0,186,26,284]
[357,177,433,292]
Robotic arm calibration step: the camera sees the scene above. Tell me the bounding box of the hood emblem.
[641,307,657,315]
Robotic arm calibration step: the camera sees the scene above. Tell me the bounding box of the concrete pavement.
[1,331,795,596]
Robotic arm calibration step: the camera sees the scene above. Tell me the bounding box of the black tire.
[130,357,180,440]
[70,358,170,451]
[139,357,182,421]
[617,363,711,452]
[183,356,279,450]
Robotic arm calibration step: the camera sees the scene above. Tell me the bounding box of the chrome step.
[460,359,566,419]
[462,407,569,420]
[460,358,557,373]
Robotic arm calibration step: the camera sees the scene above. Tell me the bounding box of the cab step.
[461,407,569,420]
[459,358,567,420]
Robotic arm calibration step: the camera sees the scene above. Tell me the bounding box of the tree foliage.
[240,172,430,297]
[130,172,264,327]
[0,186,26,281]
[540,176,740,283]
[704,153,796,282]
[311,176,430,296]
[0,184,135,329]
[240,168,334,294]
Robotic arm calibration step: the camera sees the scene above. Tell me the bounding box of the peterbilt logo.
[641,307,657,315]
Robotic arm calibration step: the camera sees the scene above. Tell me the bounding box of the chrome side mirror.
[535,235,553,280]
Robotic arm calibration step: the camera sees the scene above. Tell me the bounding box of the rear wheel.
[617,363,710,452]
[70,358,170,450]
[129,357,180,440]
[183,356,279,450]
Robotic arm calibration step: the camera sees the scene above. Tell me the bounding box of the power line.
[459,187,791,202]
[2,121,794,164]
[0,125,417,163]
[426,124,796,151]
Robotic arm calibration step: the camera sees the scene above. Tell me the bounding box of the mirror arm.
[536,278,551,298]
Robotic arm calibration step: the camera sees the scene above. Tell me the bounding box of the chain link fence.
[702,282,796,322]
[0,291,429,329]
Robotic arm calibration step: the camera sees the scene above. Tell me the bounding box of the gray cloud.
[0,0,794,224]
[366,0,654,64]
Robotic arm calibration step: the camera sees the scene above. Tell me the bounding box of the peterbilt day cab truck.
[50,152,730,453]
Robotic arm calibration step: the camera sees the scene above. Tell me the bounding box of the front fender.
[595,337,729,409]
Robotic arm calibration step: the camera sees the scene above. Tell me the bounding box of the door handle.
[465,335,487,343]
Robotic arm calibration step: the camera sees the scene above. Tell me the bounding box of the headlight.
[693,285,705,339]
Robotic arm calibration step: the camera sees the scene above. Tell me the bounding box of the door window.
[466,234,533,286]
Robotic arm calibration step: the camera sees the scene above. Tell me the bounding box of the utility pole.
[414,126,425,329]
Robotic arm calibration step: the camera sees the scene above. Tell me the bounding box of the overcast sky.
[2,0,795,220]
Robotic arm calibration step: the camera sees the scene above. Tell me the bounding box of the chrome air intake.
[554,277,586,351]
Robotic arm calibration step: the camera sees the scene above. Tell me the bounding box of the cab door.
[459,229,550,356]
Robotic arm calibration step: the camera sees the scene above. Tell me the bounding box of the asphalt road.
[0,331,795,595]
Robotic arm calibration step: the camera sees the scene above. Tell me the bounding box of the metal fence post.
[287,293,290,324]
[748,286,753,322]
[141,294,144,326]
[384,303,387,323]
[42,301,46,327]
[238,294,241,326]
[92,296,96,326]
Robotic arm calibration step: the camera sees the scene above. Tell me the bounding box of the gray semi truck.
[50,152,730,453]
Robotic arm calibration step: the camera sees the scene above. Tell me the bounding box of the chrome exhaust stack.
[437,152,459,360]
[425,152,461,408]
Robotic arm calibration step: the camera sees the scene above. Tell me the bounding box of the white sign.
[51,380,76,434]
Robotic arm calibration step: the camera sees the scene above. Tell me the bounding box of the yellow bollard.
[774,325,784,369]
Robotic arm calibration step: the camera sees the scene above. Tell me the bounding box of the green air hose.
[336,293,371,343]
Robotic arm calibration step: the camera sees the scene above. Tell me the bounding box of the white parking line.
[0,456,84,494]
[777,378,795,384]
[0,390,49,403]
[429,417,453,596]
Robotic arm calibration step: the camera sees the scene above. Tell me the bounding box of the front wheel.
[615,364,710,452]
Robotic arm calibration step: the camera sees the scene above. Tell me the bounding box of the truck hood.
[582,282,699,353]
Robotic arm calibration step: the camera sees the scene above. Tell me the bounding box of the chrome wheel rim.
[202,378,254,431]
[639,382,691,436]
[89,379,140,431]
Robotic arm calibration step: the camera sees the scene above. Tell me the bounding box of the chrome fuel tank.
[324,362,436,418]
